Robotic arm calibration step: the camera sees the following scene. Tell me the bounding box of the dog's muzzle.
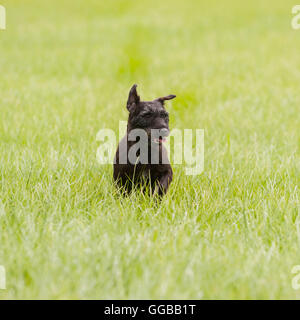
[152,128,169,144]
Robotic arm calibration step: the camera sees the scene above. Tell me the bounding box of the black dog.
[113,84,176,196]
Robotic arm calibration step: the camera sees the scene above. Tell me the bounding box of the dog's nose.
[160,128,169,137]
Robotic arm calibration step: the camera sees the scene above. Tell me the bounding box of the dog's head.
[126,84,176,143]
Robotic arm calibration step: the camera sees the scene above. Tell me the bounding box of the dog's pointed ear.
[157,95,176,104]
[127,84,140,112]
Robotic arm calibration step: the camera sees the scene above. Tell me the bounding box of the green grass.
[0,0,299,299]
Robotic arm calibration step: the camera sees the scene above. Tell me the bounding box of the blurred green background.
[0,0,299,299]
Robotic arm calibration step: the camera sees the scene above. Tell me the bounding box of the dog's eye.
[160,112,169,118]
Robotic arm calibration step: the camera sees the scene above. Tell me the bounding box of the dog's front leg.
[155,169,173,196]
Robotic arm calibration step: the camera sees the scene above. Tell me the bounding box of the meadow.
[0,0,299,299]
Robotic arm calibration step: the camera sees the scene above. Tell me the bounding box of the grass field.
[0,0,299,299]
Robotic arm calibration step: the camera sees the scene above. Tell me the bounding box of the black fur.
[113,84,176,196]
